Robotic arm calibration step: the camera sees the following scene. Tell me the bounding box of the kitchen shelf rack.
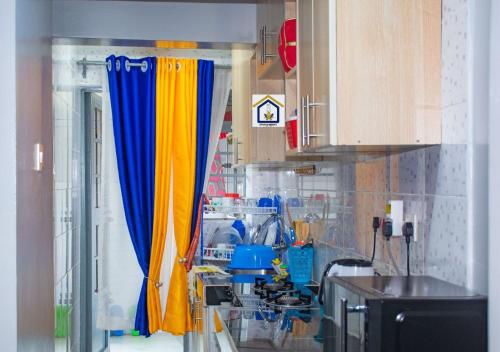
[202,246,235,262]
[234,294,262,309]
[203,205,277,218]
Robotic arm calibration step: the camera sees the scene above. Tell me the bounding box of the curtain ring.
[141,60,148,73]
[106,60,112,72]
[176,62,181,72]
[116,61,121,72]
[168,62,173,72]
[125,60,131,72]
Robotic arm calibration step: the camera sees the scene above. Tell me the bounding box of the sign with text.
[252,94,285,127]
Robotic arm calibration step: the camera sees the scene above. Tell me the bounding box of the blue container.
[288,246,314,283]
[227,245,275,270]
[258,197,273,207]
[232,220,246,239]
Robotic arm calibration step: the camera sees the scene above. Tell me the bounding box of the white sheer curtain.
[204,69,232,189]
[160,68,232,308]
[97,68,143,330]
[96,66,231,330]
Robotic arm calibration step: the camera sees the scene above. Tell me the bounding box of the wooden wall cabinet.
[291,0,442,154]
[231,0,288,166]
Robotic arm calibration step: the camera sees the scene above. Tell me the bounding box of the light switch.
[33,143,44,172]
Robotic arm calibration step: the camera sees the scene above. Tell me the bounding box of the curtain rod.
[76,58,231,79]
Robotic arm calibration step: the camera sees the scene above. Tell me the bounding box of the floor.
[110,333,184,352]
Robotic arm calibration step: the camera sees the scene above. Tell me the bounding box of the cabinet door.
[308,0,335,149]
[231,49,254,166]
[336,0,442,145]
[297,0,314,149]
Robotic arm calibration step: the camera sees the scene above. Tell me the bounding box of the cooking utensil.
[302,222,310,242]
[293,220,304,242]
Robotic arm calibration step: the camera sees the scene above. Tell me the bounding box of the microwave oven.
[322,275,486,352]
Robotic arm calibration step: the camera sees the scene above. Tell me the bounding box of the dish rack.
[234,294,262,308]
[203,205,277,219]
[202,245,235,262]
[233,294,270,320]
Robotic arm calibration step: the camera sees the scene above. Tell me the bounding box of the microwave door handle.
[341,298,348,352]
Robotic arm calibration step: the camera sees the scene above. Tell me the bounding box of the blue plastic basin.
[227,244,275,270]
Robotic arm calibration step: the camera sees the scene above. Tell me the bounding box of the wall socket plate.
[388,200,404,236]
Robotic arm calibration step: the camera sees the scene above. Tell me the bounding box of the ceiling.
[74,0,258,3]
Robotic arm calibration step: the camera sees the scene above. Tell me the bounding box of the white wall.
[0,0,18,350]
[53,0,257,44]
[16,0,54,350]
[489,0,500,350]
[467,0,490,295]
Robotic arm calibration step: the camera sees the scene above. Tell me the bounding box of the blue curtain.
[106,55,156,336]
[190,60,215,239]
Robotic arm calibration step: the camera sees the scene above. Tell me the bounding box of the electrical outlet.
[388,200,403,236]
[404,214,419,242]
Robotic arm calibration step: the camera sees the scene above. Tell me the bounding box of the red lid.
[225,193,240,199]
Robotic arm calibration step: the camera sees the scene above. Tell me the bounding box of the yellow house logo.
[252,94,285,127]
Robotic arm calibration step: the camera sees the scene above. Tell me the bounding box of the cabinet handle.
[260,27,265,65]
[340,298,368,352]
[233,137,243,165]
[305,94,311,146]
[261,26,277,65]
[305,97,325,144]
[301,96,307,147]
[234,138,238,164]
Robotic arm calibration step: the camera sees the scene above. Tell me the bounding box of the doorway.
[82,90,183,352]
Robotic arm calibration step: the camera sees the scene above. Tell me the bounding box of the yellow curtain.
[147,58,176,333]
[162,58,198,335]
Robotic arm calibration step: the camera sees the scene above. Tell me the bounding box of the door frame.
[81,88,110,352]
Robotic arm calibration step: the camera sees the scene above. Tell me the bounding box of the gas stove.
[254,278,296,297]
[264,292,314,309]
[252,278,314,309]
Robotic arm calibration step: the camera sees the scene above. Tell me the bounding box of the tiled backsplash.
[306,145,468,287]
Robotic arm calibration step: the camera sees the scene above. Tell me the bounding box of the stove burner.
[263,293,314,309]
[264,283,285,291]
[277,295,301,305]
[253,278,296,298]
